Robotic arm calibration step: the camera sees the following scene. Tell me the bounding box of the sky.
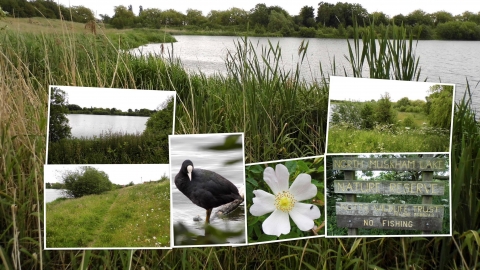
[55,0,478,19]
[328,76,455,102]
[44,164,170,185]
[51,86,175,112]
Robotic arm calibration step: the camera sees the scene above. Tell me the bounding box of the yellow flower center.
[274,191,296,212]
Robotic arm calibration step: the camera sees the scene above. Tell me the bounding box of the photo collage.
[43,76,454,249]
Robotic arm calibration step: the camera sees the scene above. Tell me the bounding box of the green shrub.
[62,166,113,198]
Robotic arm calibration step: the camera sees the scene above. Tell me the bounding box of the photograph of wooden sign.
[327,155,450,237]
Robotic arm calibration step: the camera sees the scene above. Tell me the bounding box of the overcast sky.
[44,164,170,185]
[51,86,175,112]
[56,0,478,19]
[329,76,455,102]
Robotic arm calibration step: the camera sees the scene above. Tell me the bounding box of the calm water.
[67,114,149,138]
[45,189,66,203]
[170,134,246,245]
[134,36,480,110]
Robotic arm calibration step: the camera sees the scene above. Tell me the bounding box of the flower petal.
[289,173,317,201]
[263,165,288,194]
[289,202,320,231]
[262,210,290,237]
[249,190,275,216]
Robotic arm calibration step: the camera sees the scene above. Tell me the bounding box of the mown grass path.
[46,181,170,248]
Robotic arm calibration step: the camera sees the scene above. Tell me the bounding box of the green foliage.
[426,84,454,129]
[436,21,480,40]
[374,92,396,125]
[246,157,324,243]
[331,101,363,128]
[62,166,112,198]
[402,115,417,128]
[111,5,136,29]
[48,87,72,142]
[360,102,375,129]
[298,26,316,37]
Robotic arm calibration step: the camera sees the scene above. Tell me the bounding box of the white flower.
[249,164,321,237]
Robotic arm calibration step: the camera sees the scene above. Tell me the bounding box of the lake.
[45,189,66,203]
[133,36,480,111]
[170,134,246,245]
[67,114,149,138]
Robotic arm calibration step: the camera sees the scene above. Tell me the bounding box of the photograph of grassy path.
[327,77,454,153]
[0,10,479,270]
[44,165,171,248]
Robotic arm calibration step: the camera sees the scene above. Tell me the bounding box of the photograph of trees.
[327,77,454,153]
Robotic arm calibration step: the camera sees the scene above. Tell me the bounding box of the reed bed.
[0,19,478,269]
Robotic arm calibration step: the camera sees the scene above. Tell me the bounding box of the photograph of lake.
[47,86,176,164]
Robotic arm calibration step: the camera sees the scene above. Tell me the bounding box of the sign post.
[333,157,447,235]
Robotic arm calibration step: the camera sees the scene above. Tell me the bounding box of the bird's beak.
[187,165,193,181]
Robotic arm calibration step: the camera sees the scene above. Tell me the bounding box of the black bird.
[174,159,243,224]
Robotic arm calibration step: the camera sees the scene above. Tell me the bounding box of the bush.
[298,27,316,38]
[62,167,113,198]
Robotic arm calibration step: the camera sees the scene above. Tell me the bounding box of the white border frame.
[168,132,247,248]
[43,164,172,250]
[245,155,326,246]
[45,85,177,164]
[324,152,452,238]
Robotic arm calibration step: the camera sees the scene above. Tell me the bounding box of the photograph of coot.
[169,133,247,247]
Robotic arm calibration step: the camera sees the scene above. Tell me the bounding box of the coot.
[174,160,243,224]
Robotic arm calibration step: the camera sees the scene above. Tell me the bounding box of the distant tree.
[46,182,52,188]
[99,14,111,24]
[299,5,316,27]
[375,92,396,125]
[268,10,295,35]
[70,6,94,23]
[49,87,71,142]
[250,3,269,27]
[393,14,406,26]
[369,12,389,26]
[425,85,453,129]
[62,166,113,198]
[316,2,336,27]
[139,5,143,16]
[111,5,135,29]
[360,102,375,129]
[431,11,453,26]
[436,21,480,40]
[406,9,433,26]
[185,9,205,25]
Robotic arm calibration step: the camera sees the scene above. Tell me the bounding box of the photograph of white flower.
[246,157,325,243]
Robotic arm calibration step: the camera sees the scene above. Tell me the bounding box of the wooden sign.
[334,180,445,195]
[336,202,444,218]
[336,215,443,231]
[332,157,447,171]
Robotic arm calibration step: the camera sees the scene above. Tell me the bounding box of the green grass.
[327,124,450,153]
[46,181,170,248]
[397,111,428,126]
[48,131,169,164]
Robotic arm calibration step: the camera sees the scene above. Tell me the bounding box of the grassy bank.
[0,18,478,270]
[46,181,170,248]
[327,124,450,152]
[48,131,169,164]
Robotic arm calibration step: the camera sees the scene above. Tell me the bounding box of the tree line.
[2,1,479,40]
[107,3,480,40]
[67,104,157,117]
[0,0,94,23]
